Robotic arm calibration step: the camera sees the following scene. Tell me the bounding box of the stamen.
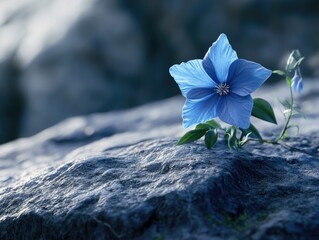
[215,83,230,96]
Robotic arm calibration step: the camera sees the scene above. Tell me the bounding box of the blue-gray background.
[0,0,318,143]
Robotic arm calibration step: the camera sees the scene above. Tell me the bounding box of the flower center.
[215,83,230,96]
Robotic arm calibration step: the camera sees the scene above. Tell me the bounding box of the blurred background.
[0,0,318,143]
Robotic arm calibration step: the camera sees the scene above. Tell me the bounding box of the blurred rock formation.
[0,0,318,142]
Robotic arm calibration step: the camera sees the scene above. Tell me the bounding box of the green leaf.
[252,98,277,124]
[205,119,221,129]
[195,120,220,132]
[273,70,286,76]
[195,123,211,131]
[240,123,262,140]
[204,129,218,149]
[224,127,239,150]
[177,129,206,145]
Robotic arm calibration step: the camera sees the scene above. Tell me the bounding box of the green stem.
[244,138,278,145]
[277,77,294,141]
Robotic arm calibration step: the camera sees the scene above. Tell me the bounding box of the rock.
[1,0,319,141]
[16,0,147,136]
[0,81,319,239]
[2,138,319,240]
[0,0,153,138]
[0,60,21,143]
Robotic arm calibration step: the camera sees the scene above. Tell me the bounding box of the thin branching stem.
[278,76,294,141]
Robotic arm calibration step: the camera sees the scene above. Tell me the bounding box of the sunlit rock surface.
[0,82,319,239]
[1,0,319,142]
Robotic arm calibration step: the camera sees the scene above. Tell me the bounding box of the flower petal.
[202,57,219,83]
[217,93,253,129]
[169,60,216,97]
[187,87,214,100]
[203,33,238,83]
[227,59,272,96]
[182,94,221,128]
[292,79,303,93]
[292,69,303,93]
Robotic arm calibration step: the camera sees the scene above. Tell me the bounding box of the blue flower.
[169,33,272,129]
[291,68,303,93]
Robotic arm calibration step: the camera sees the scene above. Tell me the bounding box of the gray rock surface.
[1,0,319,142]
[0,81,319,239]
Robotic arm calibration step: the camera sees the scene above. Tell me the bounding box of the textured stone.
[0,0,319,141]
[0,82,319,239]
[2,138,319,240]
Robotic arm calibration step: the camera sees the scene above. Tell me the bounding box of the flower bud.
[291,68,303,93]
